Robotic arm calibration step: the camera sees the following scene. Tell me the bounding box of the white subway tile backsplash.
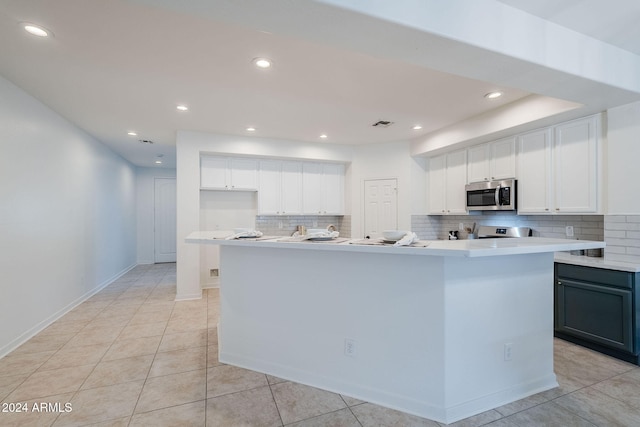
[255,215,350,237]
[612,254,640,264]
[606,216,627,223]
[605,238,631,246]
[411,213,604,241]
[604,215,640,265]
[606,246,627,254]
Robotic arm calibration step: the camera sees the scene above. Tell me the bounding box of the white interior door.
[364,178,398,238]
[154,177,177,263]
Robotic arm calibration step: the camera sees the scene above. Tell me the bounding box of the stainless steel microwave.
[465,179,516,211]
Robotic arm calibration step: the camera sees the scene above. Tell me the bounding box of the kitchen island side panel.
[216,245,557,423]
[442,253,557,419]
[219,245,448,418]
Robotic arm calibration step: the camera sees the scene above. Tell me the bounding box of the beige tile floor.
[2,263,640,426]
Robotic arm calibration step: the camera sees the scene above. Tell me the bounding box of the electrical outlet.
[504,343,513,361]
[565,226,574,237]
[210,269,219,277]
[313,220,318,227]
[344,338,356,357]
[278,221,283,229]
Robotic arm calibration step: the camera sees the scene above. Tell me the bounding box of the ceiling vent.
[372,120,394,128]
[138,139,154,144]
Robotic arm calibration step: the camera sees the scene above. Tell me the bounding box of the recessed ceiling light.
[22,23,50,37]
[154,160,163,164]
[484,91,503,99]
[252,57,272,69]
[127,131,137,136]
[319,134,328,139]
[412,125,423,130]
[246,127,256,132]
[176,104,188,111]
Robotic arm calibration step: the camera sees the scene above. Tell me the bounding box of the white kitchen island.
[186,232,604,424]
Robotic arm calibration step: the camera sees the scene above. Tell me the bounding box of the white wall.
[136,167,177,264]
[0,75,137,356]
[350,141,427,236]
[607,101,640,214]
[199,190,257,285]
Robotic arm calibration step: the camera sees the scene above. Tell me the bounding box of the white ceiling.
[1,0,640,168]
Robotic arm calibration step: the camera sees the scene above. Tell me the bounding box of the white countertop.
[554,252,640,273]
[186,231,605,258]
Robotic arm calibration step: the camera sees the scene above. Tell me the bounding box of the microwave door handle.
[494,186,501,206]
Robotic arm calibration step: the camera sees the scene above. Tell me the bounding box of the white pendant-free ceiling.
[1,0,640,168]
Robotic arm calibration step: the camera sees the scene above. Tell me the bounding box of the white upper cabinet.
[517,128,553,214]
[517,114,601,214]
[202,155,344,215]
[281,161,304,215]
[428,149,467,215]
[258,160,303,215]
[302,162,345,215]
[467,137,516,183]
[427,155,447,215]
[554,116,599,213]
[467,144,490,184]
[201,156,258,190]
[490,137,517,181]
[322,163,345,215]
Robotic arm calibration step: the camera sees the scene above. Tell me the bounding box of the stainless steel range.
[477,226,532,238]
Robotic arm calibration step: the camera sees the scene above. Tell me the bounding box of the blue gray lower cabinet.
[554,263,640,364]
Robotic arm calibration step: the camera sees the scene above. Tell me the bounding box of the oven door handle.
[494,185,501,206]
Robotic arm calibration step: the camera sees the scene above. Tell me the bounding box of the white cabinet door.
[467,138,515,183]
[200,156,228,189]
[201,156,258,190]
[321,163,344,214]
[301,162,344,215]
[554,116,599,213]
[445,149,468,214]
[426,151,466,214]
[302,163,323,214]
[467,144,490,183]
[229,158,258,190]
[427,155,447,214]
[490,137,516,180]
[258,160,282,214]
[280,161,303,215]
[517,129,553,214]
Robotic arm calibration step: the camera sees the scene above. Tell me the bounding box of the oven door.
[465,179,516,211]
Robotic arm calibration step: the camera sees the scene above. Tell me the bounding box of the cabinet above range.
[467,137,516,184]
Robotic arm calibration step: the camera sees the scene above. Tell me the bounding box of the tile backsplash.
[256,215,351,237]
[604,215,640,264]
[412,212,604,241]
